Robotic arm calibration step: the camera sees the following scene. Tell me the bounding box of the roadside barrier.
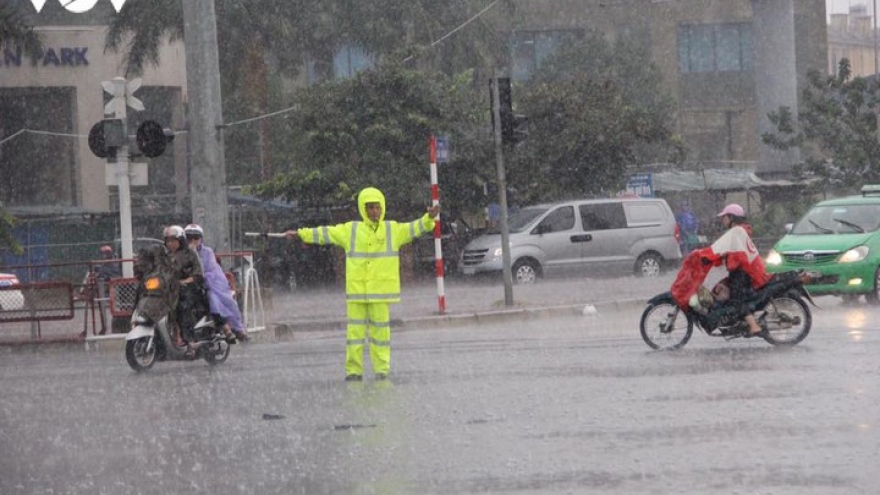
[1,251,266,342]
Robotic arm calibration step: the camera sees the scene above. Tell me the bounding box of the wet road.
[2,303,879,494]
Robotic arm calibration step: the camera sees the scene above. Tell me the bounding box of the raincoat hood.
[357,187,386,226]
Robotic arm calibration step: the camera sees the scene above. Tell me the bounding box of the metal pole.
[875,0,878,75]
[491,74,514,306]
[429,135,446,314]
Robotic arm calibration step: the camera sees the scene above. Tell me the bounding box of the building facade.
[827,4,877,77]
[0,0,187,216]
[496,0,826,178]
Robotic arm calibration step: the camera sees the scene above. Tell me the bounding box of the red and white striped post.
[429,135,446,314]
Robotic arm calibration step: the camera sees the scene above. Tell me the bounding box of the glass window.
[536,206,575,233]
[580,203,627,231]
[679,23,752,73]
[511,30,582,81]
[625,203,664,226]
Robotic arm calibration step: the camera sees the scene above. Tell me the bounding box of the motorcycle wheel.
[759,295,811,346]
[125,336,157,372]
[203,340,231,366]
[640,301,693,350]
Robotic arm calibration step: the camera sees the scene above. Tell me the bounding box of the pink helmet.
[716,203,745,218]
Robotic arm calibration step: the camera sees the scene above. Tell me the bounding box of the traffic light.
[136,120,174,158]
[491,77,529,146]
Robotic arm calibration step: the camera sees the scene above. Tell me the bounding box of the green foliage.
[506,33,683,203]
[0,205,22,256]
[762,58,880,192]
[0,3,44,59]
[250,62,491,216]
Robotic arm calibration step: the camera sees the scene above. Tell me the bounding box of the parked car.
[413,214,475,276]
[765,185,880,304]
[0,272,25,311]
[459,197,682,283]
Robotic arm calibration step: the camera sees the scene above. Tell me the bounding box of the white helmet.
[163,225,185,241]
[184,223,204,238]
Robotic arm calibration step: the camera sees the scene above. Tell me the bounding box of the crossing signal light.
[87,119,125,158]
[136,120,174,158]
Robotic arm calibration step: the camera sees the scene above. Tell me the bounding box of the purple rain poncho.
[195,243,244,332]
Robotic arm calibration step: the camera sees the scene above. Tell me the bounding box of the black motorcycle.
[640,270,817,350]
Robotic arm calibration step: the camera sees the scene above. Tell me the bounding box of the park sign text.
[28,0,128,14]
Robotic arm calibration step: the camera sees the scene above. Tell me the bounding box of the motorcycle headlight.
[839,245,869,263]
[144,277,163,290]
[765,250,782,266]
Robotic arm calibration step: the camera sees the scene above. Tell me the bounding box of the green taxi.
[765,185,880,303]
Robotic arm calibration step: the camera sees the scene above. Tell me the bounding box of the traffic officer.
[286,187,439,381]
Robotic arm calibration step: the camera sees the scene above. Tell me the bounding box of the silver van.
[459,197,681,283]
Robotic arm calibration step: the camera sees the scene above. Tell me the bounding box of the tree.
[251,61,491,216]
[104,0,506,191]
[505,33,683,203]
[0,3,43,59]
[763,59,880,192]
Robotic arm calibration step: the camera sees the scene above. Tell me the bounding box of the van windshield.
[487,206,551,234]
[791,204,880,235]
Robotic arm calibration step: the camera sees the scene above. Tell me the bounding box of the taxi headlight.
[765,250,782,266]
[840,245,869,263]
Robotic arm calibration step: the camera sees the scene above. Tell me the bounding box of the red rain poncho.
[670,224,771,309]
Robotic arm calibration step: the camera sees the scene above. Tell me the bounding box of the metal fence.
[0,251,266,342]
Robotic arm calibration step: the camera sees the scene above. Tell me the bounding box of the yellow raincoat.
[296,187,435,376]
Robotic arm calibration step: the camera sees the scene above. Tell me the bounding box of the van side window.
[625,203,664,227]
[580,203,626,231]
[535,206,575,233]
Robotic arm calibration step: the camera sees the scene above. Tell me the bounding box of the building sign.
[1,47,89,68]
[625,173,654,197]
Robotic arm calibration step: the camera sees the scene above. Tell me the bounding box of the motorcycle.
[124,245,231,372]
[639,253,818,350]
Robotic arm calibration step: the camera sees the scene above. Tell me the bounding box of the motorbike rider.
[184,223,245,343]
[163,225,207,348]
[698,204,772,337]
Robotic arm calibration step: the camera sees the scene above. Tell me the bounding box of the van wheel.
[512,259,539,285]
[866,268,880,306]
[636,253,663,277]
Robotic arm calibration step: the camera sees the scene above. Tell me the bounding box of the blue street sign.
[436,136,449,163]
[626,173,654,197]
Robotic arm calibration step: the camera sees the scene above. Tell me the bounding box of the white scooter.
[125,265,231,372]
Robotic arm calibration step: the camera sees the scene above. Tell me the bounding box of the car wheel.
[636,253,663,277]
[512,259,539,285]
[866,268,880,306]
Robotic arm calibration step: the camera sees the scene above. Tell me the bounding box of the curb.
[273,298,646,340]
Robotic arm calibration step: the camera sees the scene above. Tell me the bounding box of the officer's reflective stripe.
[409,218,427,238]
[348,221,398,258]
[346,339,365,345]
[369,337,390,347]
[384,222,393,252]
[347,318,369,326]
[349,222,359,252]
[349,251,394,258]
[347,293,400,301]
[311,226,330,244]
[368,320,391,328]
